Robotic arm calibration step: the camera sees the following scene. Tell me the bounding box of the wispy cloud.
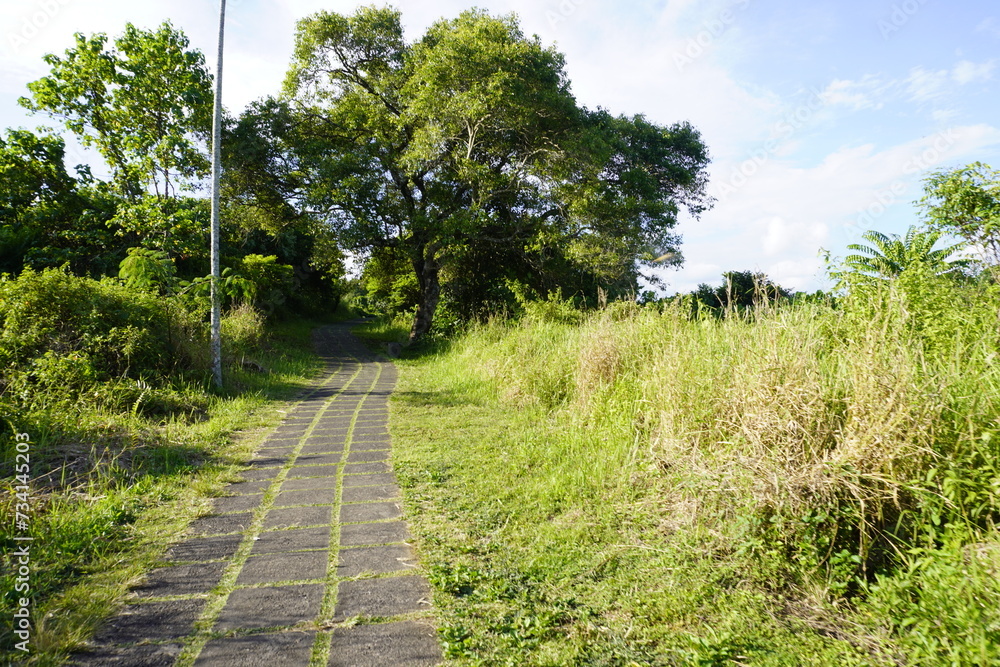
[819,75,886,110]
[976,17,1000,38]
[952,59,995,84]
[761,217,829,256]
[906,66,950,102]
[905,60,995,103]
[932,108,959,123]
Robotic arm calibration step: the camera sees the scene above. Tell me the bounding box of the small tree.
[919,162,1000,268]
[20,22,213,201]
[20,23,214,257]
[842,227,965,283]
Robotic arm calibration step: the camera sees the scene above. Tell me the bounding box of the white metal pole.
[210,0,226,388]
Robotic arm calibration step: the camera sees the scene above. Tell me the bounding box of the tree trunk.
[409,243,441,343]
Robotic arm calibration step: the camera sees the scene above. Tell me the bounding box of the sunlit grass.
[0,316,323,663]
[391,286,1000,664]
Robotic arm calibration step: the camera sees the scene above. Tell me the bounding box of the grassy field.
[386,282,1000,665]
[6,270,1000,665]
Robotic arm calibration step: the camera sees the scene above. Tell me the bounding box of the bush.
[238,254,295,316]
[0,267,172,379]
[221,302,267,361]
[0,267,212,416]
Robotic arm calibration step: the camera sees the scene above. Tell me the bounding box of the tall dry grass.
[448,278,1000,584]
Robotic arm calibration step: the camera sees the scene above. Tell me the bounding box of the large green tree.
[19,22,214,256]
[281,7,712,340]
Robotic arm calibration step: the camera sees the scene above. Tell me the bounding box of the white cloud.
[766,257,825,291]
[976,17,1000,38]
[906,66,949,102]
[952,59,995,85]
[816,60,993,117]
[683,262,724,283]
[761,217,829,256]
[819,76,885,110]
[932,108,959,123]
[541,1,774,157]
[898,60,994,107]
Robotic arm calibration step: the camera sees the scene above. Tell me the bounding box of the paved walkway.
[71,324,441,666]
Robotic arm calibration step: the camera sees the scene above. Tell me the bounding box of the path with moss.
[71,324,441,666]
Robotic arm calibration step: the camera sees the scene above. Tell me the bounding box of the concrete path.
[71,324,441,666]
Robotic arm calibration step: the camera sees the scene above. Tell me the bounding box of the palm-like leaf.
[843,226,965,281]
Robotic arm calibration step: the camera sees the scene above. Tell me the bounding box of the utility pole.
[210,0,226,388]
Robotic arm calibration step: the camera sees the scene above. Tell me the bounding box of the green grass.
[352,313,412,345]
[0,314,333,664]
[389,286,1000,665]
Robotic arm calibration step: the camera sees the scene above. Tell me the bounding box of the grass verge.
[1,315,338,664]
[388,287,1000,665]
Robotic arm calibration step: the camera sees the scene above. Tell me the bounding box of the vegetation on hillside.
[0,265,331,662]
[390,259,1000,665]
[2,3,1000,664]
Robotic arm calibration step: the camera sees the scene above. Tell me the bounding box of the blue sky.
[2,0,998,293]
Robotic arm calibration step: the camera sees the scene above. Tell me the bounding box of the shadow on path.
[70,323,442,666]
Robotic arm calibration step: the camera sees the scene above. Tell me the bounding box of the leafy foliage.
[0,129,79,223]
[841,226,965,283]
[19,22,213,201]
[919,162,1000,267]
[281,6,712,339]
[359,248,421,316]
[237,254,295,316]
[118,247,177,293]
[0,128,120,274]
[16,22,221,264]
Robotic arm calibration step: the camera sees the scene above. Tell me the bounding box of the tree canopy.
[278,6,712,340]
[20,22,213,201]
[919,162,1000,268]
